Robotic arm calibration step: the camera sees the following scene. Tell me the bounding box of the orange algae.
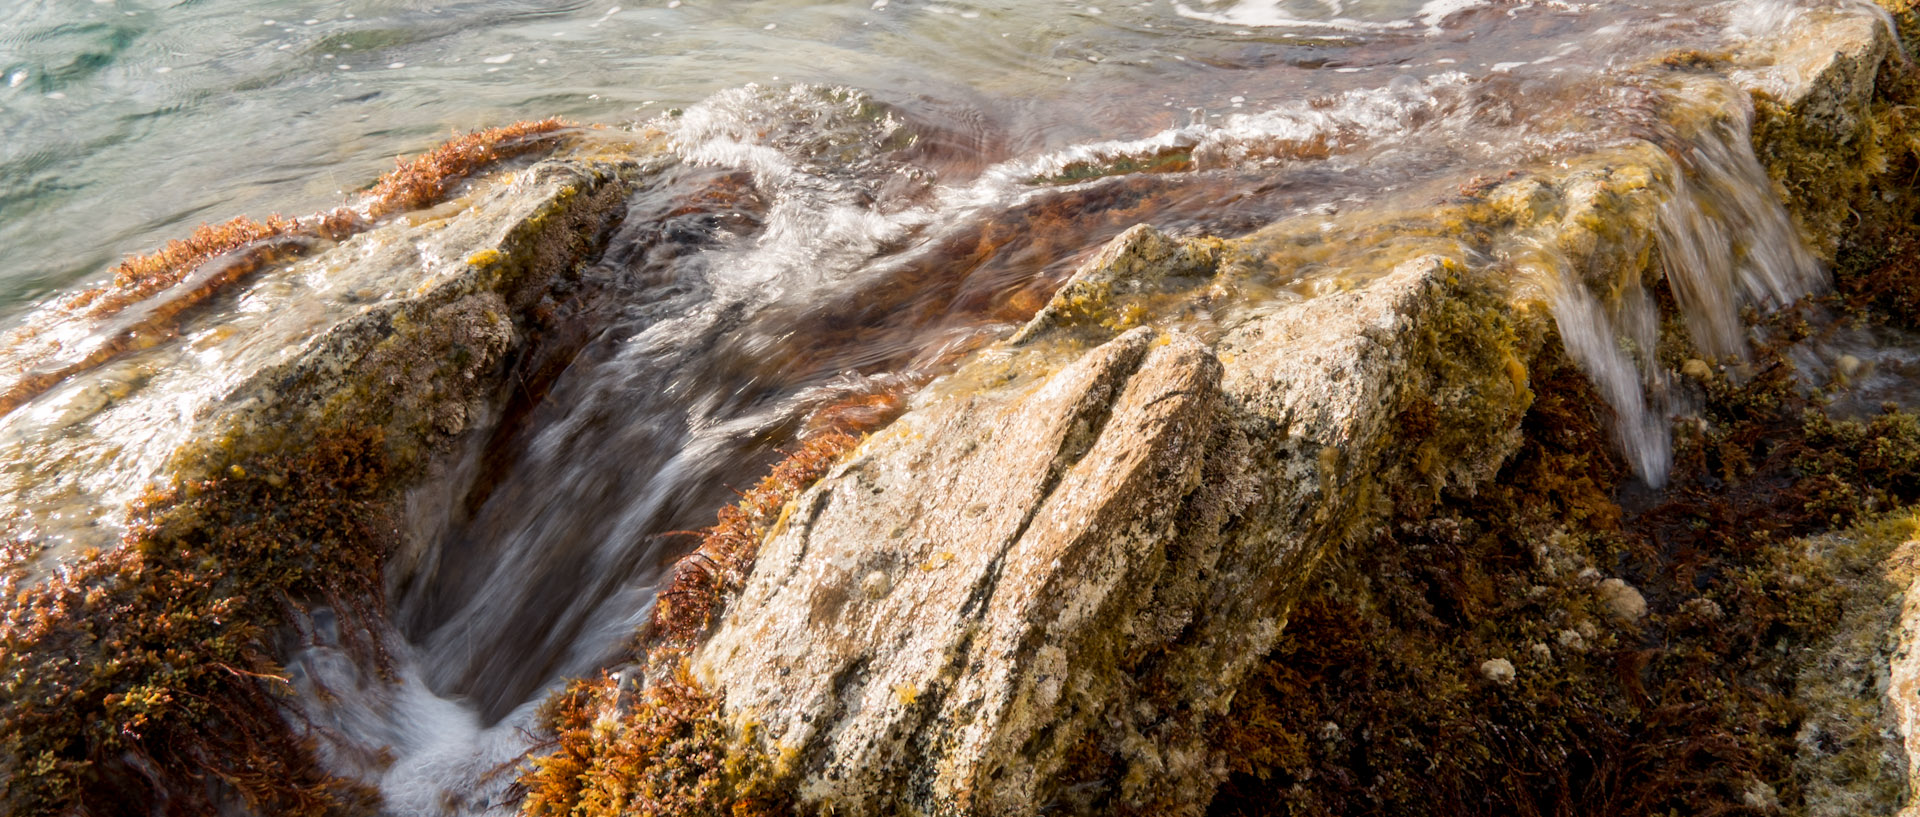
[516,432,860,816]
[0,429,395,816]
[0,118,571,423]
[360,117,570,218]
[518,659,790,817]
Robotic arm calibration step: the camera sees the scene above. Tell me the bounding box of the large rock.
[0,145,661,563]
[687,5,1918,814]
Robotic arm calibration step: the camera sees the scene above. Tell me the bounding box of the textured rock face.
[0,149,652,562]
[702,326,1226,812]
[686,6,1919,815]
[700,240,1534,815]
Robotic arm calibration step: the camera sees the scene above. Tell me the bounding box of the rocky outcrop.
[0,136,669,814]
[5,3,1919,816]
[697,242,1535,814]
[681,5,1920,815]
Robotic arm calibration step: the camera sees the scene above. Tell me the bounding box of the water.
[0,0,1878,812]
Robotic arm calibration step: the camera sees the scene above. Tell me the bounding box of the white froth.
[1172,0,1488,33]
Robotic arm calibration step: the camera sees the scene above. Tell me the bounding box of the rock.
[1480,658,1517,685]
[1787,516,1916,816]
[1006,223,1222,345]
[684,7,1920,810]
[1743,780,1782,812]
[0,146,664,561]
[701,326,1231,814]
[1683,358,1714,382]
[1837,353,1868,386]
[1596,577,1648,623]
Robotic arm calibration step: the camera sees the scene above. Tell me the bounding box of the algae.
[516,432,861,816]
[0,429,395,816]
[1207,333,1920,816]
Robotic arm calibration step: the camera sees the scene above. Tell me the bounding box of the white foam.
[1417,0,1489,31]
[1172,0,1487,33]
[1172,0,1416,32]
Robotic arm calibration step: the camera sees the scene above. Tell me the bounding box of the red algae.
[516,432,860,816]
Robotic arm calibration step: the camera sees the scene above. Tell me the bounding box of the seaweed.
[0,429,396,816]
[517,658,790,817]
[1208,312,1920,816]
[515,432,859,816]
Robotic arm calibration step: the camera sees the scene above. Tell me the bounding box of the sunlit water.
[0,0,1892,812]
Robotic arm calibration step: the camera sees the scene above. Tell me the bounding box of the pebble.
[1682,597,1723,621]
[1557,628,1587,651]
[1837,353,1864,380]
[861,569,891,599]
[1480,657,1516,685]
[1597,577,1647,622]
[1682,358,1713,382]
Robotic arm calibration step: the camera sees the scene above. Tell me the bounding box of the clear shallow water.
[0,0,1888,812]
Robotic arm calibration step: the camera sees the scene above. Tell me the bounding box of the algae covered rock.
[664,5,1920,814]
[0,132,669,814]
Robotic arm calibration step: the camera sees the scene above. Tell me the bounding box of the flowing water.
[0,0,1893,812]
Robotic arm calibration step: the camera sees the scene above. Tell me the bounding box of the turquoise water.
[0,0,1368,316]
[4,0,1749,322]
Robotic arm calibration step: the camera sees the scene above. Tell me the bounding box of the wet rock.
[700,326,1229,814]
[0,145,661,562]
[700,247,1538,815]
[1007,223,1223,345]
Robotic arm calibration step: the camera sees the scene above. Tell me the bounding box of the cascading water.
[0,0,1893,813]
